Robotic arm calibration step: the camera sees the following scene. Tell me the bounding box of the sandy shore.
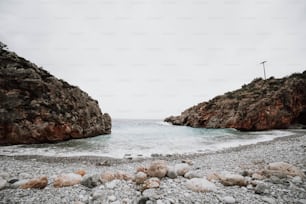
[0,132,305,204]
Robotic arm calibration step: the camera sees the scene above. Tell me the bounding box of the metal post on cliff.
[260,61,267,80]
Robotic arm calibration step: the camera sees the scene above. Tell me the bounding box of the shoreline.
[0,132,305,203]
[0,130,304,165]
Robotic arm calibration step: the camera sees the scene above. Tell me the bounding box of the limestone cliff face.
[165,72,306,131]
[0,47,111,145]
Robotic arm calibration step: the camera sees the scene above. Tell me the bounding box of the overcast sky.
[1,0,305,119]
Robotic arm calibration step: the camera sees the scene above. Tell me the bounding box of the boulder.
[75,169,86,177]
[219,173,247,187]
[165,71,306,131]
[135,172,147,185]
[266,162,305,178]
[0,46,111,145]
[174,163,190,176]
[80,174,101,188]
[100,171,134,183]
[186,178,217,192]
[166,166,177,179]
[184,171,203,179]
[20,176,48,189]
[143,177,160,189]
[252,173,265,180]
[54,173,82,188]
[207,172,220,181]
[147,160,168,178]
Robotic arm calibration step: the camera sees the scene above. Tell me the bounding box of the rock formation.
[165,71,306,130]
[0,44,111,145]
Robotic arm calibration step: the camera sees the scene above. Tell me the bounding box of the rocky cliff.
[0,45,111,145]
[165,72,306,130]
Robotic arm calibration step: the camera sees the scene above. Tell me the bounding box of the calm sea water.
[0,119,296,158]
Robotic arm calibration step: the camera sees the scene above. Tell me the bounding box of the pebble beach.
[0,132,305,204]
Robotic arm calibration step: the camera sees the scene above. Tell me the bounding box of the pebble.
[298,199,306,204]
[174,163,190,176]
[0,178,7,190]
[0,172,10,180]
[186,178,217,192]
[143,177,160,189]
[54,173,82,188]
[219,173,247,186]
[105,179,121,189]
[92,189,105,200]
[142,189,159,199]
[184,171,202,179]
[166,166,177,179]
[108,195,116,202]
[147,160,168,178]
[0,134,305,204]
[137,197,150,204]
[255,183,269,194]
[11,179,28,189]
[292,176,302,184]
[18,173,31,179]
[261,196,276,204]
[269,176,282,184]
[80,174,101,188]
[135,172,147,184]
[222,196,236,204]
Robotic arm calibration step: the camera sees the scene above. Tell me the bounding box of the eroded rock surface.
[0,46,111,145]
[165,72,306,130]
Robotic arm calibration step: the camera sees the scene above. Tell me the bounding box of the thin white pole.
[260,61,267,80]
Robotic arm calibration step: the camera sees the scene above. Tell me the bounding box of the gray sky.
[1,0,305,119]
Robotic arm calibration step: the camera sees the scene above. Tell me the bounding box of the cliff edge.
[165,72,306,131]
[0,44,111,145]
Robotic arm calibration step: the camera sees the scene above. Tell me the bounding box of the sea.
[0,119,299,159]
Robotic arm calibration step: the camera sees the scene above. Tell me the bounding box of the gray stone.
[18,173,31,179]
[255,183,269,194]
[137,197,150,204]
[166,166,177,179]
[0,178,7,190]
[105,179,120,189]
[11,179,28,189]
[261,197,276,204]
[174,163,190,176]
[270,176,282,184]
[108,195,116,202]
[135,172,147,184]
[142,189,159,199]
[156,200,165,204]
[0,172,10,180]
[143,177,160,189]
[222,196,236,204]
[92,189,106,200]
[186,178,217,192]
[184,171,202,179]
[80,174,101,188]
[292,176,302,184]
[297,199,306,204]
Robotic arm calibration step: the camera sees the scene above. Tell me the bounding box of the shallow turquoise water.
[0,119,295,158]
